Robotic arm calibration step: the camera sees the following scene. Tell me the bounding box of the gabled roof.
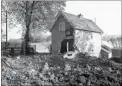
[50,11,103,33]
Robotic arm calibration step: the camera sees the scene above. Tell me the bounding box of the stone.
[29,69,38,76]
[16,56,20,59]
[65,63,71,71]
[50,74,55,81]
[42,63,49,73]
[79,76,86,83]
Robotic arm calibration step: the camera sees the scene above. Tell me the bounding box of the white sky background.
[65,1,121,36]
[3,1,121,40]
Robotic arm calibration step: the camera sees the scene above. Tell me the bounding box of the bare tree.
[102,34,122,48]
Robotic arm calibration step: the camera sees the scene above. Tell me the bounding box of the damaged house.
[50,11,103,57]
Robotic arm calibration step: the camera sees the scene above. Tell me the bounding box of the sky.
[65,1,121,36]
[2,1,121,40]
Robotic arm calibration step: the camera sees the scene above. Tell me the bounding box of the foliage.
[2,1,66,54]
[1,1,19,41]
[2,54,122,86]
[110,57,122,64]
[75,30,93,54]
[30,32,51,43]
[102,34,122,48]
[4,1,66,34]
[48,55,65,69]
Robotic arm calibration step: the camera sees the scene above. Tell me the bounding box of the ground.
[1,54,122,86]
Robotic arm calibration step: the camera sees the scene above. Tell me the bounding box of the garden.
[1,53,122,86]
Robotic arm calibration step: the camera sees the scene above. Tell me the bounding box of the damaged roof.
[50,11,103,33]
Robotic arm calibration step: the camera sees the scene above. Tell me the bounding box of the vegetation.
[1,1,66,54]
[2,53,122,86]
[102,34,122,48]
[1,1,121,86]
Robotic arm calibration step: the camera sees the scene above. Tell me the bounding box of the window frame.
[59,22,65,31]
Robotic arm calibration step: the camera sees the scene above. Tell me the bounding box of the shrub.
[2,55,122,86]
[48,55,65,69]
[110,57,122,63]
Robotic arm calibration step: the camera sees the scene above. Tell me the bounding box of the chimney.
[77,13,83,19]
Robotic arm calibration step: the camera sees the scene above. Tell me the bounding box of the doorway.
[60,39,74,53]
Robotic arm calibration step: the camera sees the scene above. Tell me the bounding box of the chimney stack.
[77,13,83,19]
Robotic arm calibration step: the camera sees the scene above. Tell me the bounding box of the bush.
[46,54,122,86]
[2,55,122,86]
[76,52,90,58]
[48,55,65,69]
[110,57,122,63]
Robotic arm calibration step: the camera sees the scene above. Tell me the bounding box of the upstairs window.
[59,22,65,31]
[66,28,73,36]
[66,28,71,36]
[66,30,71,35]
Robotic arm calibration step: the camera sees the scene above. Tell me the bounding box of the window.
[66,31,70,35]
[66,28,73,36]
[59,22,65,31]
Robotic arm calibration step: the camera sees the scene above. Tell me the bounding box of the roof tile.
[62,11,103,33]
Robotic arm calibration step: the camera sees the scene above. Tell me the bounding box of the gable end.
[50,11,75,32]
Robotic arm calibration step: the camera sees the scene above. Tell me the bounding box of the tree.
[102,34,122,48]
[4,1,66,54]
[1,1,9,42]
[1,1,19,42]
[109,36,121,48]
[75,30,93,53]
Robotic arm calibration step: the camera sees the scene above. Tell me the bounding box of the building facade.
[50,11,103,57]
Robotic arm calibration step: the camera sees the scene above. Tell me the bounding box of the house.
[50,11,103,57]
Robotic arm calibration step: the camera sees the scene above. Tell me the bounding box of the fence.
[1,47,22,56]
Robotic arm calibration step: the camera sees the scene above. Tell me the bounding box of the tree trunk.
[23,1,35,55]
[24,26,30,55]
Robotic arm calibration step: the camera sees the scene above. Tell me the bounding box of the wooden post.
[67,42,69,52]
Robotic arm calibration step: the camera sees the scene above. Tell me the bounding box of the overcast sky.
[65,1,121,36]
[4,1,121,40]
